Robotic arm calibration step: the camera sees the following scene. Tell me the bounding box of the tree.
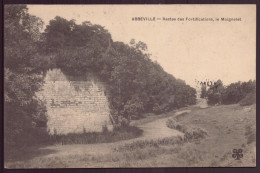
[206,79,256,105]
[200,85,207,98]
[206,80,224,105]
[221,82,243,104]
[4,5,47,150]
[221,80,256,105]
[40,16,197,125]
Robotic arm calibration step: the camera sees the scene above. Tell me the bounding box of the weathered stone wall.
[37,68,113,135]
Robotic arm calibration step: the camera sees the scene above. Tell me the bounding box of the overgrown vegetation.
[4,5,196,149]
[166,117,208,140]
[41,16,197,120]
[4,5,47,149]
[49,126,143,145]
[205,80,256,106]
[115,126,207,153]
[239,92,256,106]
[114,136,184,152]
[114,116,208,152]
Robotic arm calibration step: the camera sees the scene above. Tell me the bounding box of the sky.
[27,5,256,88]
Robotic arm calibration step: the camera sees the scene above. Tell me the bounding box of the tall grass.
[114,132,207,153]
[245,125,256,144]
[49,125,143,145]
[114,136,183,152]
[166,117,208,140]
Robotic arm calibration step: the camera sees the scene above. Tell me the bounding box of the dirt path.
[35,110,188,159]
[197,98,208,108]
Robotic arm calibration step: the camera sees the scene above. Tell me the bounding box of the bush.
[207,92,222,105]
[222,80,256,105]
[166,117,207,141]
[166,118,188,133]
[239,92,256,106]
[206,80,224,105]
[152,103,170,114]
[221,82,244,104]
[123,96,144,119]
[206,80,256,105]
[184,128,208,141]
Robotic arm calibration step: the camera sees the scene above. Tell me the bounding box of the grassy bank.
[5,104,256,168]
[49,125,143,145]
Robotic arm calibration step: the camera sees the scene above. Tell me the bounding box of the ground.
[5,103,256,168]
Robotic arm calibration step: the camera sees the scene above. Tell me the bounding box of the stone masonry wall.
[37,68,113,135]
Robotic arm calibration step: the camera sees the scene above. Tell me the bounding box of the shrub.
[166,118,188,133]
[152,103,169,114]
[166,117,207,140]
[206,80,256,105]
[239,92,256,106]
[123,96,144,119]
[206,80,225,105]
[184,128,208,141]
[222,80,256,105]
[221,82,245,104]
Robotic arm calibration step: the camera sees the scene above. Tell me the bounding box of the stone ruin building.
[36,68,113,135]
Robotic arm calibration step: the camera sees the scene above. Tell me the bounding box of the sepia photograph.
[4,4,256,168]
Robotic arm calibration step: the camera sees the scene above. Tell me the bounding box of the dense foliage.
[206,80,256,105]
[40,16,197,121]
[239,92,256,106]
[4,5,196,149]
[4,5,48,148]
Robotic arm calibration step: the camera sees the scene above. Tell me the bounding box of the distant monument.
[195,79,211,108]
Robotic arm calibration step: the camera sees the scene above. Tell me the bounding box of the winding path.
[36,110,190,158]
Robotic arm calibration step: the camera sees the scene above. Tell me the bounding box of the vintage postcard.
[4,4,256,168]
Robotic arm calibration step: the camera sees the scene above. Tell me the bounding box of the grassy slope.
[163,104,256,167]
[113,104,256,167]
[5,104,256,168]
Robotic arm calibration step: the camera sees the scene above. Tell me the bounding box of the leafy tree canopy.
[4,5,47,149]
[41,16,197,119]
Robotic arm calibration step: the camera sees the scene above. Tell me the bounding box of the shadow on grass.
[5,144,58,163]
[5,125,143,163]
